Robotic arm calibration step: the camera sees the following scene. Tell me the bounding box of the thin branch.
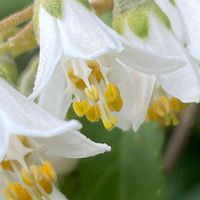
[0,21,37,56]
[0,5,33,33]
[8,21,33,44]
[163,104,199,174]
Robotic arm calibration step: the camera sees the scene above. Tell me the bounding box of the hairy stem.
[0,21,37,56]
[0,5,33,33]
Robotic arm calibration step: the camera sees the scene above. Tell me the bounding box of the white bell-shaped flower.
[30,0,184,130]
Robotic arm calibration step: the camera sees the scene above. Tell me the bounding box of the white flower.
[30,0,184,130]
[112,0,200,129]
[0,78,110,159]
[154,0,200,103]
[0,78,111,199]
[0,136,70,199]
[157,0,200,61]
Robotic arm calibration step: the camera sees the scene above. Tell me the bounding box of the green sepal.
[169,0,176,6]
[113,0,171,39]
[126,6,149,38]
[33,0,63,43]
[40,0,63,18]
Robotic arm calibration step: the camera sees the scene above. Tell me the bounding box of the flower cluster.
[0,0,199,199]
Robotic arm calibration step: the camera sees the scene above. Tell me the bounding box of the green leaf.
[60,121,166,200]
[40,0,62,18]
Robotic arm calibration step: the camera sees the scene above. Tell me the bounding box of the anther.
[147,97,188,126]
[86,104,101,122]
[104,83,123,112]
[85,85,99,102]
[67,68,86,90]
[87,60,103,83]
[40,161,57,182]
[73,100,89,117]
[102,116,118,130]
[3,183,32,200]
[1,161,13,171]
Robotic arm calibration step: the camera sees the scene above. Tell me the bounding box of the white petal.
[104,59,132,130]
[57,0,123,59]
[117,43,184,74]
[119,20,186,74]
[51,188,68,200]
[38,65,69,119]
[147,14,187,58]
[176,0,200,60]
[6,136,32,167]
[0,117,9,160]
[44,155,78,175]
[159,62,200,103]
[30,6,62,99]
[130,70,156,131]
[38,130,111,158]
[0,79,81,137]
[154,0,188,44]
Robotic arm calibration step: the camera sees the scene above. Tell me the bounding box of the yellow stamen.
[22,169,35,186]
[104,83,120,101]
[106,97,123,112]
[67,68,86,90]
[160,96,170,114]
[2,136,58,200]
[104,83,123,112]
[68,61,123,130]
[85,85,99,102]
[73,100,89,117]
[1,161,13,171]
[38,179,53,194]
[147,107,160,121]
[171,97,188,112]
[18,136,30,147]
[87,60,103,83]
[171,114,180,126]
[3,183,32,200]
[86,104,101,122]
[102,116,118,130]
[151,101,166,117]
[40,161,57,182]
[22,161,56,195]
[147,97,188,126]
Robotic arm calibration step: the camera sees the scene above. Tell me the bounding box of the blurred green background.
[2,1,200,199]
